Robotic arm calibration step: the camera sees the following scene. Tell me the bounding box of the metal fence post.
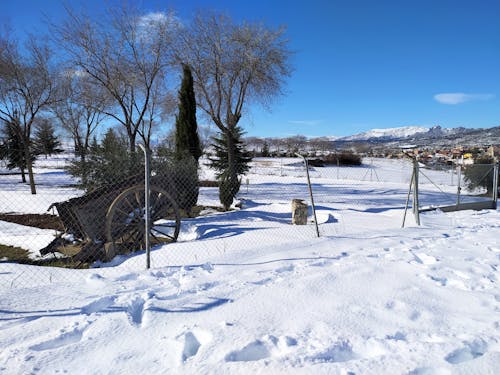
[402,167,415,228]
[139,144,151,269]
[493,163,499,206]
[456,164,462,207]
[413,159,420,226]
[296,153,320,238]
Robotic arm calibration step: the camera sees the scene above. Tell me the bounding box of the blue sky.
[2,0,499,137]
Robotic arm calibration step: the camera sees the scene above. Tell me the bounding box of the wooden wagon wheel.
[105,184,181,258]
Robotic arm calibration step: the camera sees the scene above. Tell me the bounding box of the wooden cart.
[51,174,181,261]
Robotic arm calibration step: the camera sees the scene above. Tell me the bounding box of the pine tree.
[0,120,33,183]
[67,129,137,191]
[33,119,63,158]
[209,126,252,210]
[175,64,202,162]
[261,141,270,157]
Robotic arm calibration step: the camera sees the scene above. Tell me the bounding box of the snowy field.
[0,157,499,374]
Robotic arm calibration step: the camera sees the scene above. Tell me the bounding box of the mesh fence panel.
[417,163,498,210]
[2,152,496,288]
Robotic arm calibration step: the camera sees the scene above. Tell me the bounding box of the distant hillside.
[339,126,427,141]
[333,125,500,148]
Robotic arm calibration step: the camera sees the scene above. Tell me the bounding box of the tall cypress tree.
[175,64,202,162]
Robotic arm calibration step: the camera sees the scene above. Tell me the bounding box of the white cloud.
[60,69,88,78]
[139,12,169,26]
[136,12,181,41]
[434,93,495,105]
[289,120,322,126]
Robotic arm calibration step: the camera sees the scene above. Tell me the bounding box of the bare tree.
[176,12,292,201]
[52,71,107,162]
[56,5,177,152]
[284,135,307,156]
[309,136,333,154]
[268,137,285,156]
[244,136,265,155]
[0,34,57,194]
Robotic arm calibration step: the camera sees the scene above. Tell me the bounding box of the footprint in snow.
[408,367,452,375]
[427,275,448,286]
[409,310,421,321]
[309,338,388,364]
[126,295,151,326]
[225,340,270,362]
[309,340,358,363]
[309,259,332,267]
[29,325,86,351]
[445,339,488,364]
[225,335,297,362]
[251,277,273,286]
[275,264,295,274]
[386,331,406,341]
[413,252,438,265]
[426,275,468,290]
[182,332,201,362]
[181,328,212,362]
[115,273,139,282]
[81,296,116,315]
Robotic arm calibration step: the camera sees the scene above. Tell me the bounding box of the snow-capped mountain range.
[339,126,428,141]
[334,125,500,146]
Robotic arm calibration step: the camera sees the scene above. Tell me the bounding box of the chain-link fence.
[415,162,499,212]
[1,151,497,288]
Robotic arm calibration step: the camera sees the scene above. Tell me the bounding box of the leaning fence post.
[295,153,320,238]
[402,168,415,228]
[413,158,420,226]
[139,144,151,269]
[493,163,499,206]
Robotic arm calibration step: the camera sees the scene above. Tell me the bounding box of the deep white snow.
[0,157,499,375]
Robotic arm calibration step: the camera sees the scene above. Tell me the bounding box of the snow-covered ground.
[0,157,499,374]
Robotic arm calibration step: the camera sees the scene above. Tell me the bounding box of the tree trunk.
[24,144,37,195]
[226,128,237,183]
[20,167,26,183]
[128,129,136,153]
[220,127,239,211]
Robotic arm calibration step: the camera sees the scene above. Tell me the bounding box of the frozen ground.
[0,157,499,374]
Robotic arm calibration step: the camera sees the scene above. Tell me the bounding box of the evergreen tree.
[175,64,202,162]
[209,126,251,210]
[261,141,270,157]
[33,119,63,158]
[67,129,140,191]
[0,119,33,183]
[171,65,201,212]
[154,144,199,212]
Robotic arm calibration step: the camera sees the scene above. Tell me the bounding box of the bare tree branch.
[0,33,57,194]
[55,4,178,151]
